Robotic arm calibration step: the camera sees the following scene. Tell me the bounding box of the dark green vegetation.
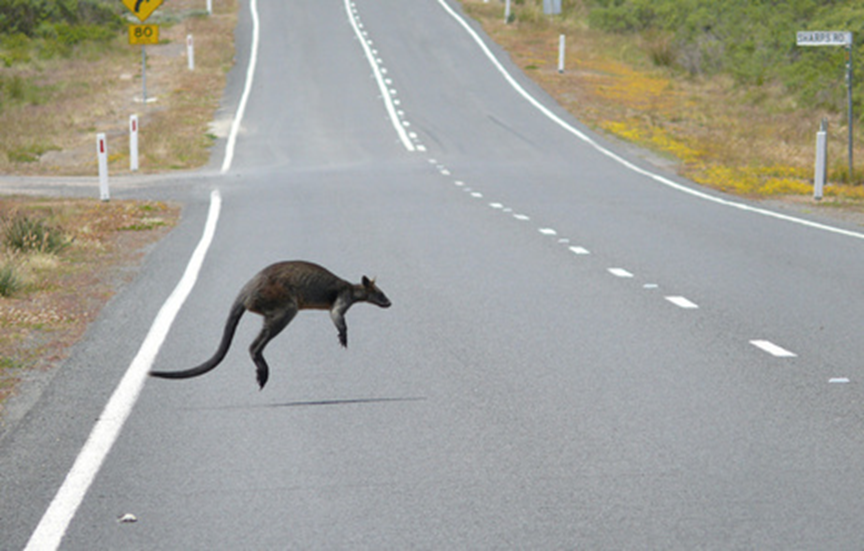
[0,0,122,63]
[588,0,864,120]
[0,0,121,38]
[3,214,70,255]
[0,0,124,115]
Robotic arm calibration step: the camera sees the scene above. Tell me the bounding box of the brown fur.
[150,261,391,389]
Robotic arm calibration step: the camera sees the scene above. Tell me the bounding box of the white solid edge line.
[434,0,864,242]
[221,0,260,173]
[24,190,222,551]
[344,0,415,152]
[750,340,798,358]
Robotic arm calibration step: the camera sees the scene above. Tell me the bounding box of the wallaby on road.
[149,261,391,389]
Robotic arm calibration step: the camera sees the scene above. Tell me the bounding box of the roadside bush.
[0,75,54,108]
[0,261,21,297]
[3,215,70,254]
[0,0,122,63]
[0,0,122,37]
[0,32,30,66]
[586,0,864,123]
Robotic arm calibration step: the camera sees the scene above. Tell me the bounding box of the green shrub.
[0,0,123,63]
[0,0,122,37]
[587,0,864,122]
[0,32,31,66]
[0,261,21,297]
[6,142,60,163]
[3,215,70,254]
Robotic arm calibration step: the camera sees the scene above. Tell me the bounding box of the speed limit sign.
[129,25,159,45]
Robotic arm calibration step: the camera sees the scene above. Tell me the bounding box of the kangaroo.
[149,261,391,389]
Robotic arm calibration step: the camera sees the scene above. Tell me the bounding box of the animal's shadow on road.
[186,397,427,411]
[263,397,427,409]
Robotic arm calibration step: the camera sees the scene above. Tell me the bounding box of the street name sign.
[797,31,852,47]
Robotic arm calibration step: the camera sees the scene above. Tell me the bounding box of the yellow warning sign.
[122,0,163,23]
[129,25,159,46]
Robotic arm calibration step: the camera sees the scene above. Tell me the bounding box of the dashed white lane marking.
[345,0,415,151]
[608,268,634,278]
[432,164,801,366]
[665,296,699,309]
[750,340,797,358]
[829,377,850,384]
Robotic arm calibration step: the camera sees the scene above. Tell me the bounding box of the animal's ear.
[362,276,371,287]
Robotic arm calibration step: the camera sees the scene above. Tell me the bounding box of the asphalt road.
[4,0,864,548]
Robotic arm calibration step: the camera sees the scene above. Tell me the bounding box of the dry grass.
[461,0,864,205]
[0,0,237,175]
[0,199,179,408]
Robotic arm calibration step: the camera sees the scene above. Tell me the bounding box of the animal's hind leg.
[249,306,297,389]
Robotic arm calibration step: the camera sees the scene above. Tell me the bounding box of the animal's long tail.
[149,299,245,380]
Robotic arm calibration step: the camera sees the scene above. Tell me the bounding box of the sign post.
[797,31,854,182]
[122,0,164,104]
[128,25,159,103]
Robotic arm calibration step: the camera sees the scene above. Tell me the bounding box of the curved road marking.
[434,0,864,242]
[221,0,260,173]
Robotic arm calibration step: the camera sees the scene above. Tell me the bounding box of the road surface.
[4,0,864,548]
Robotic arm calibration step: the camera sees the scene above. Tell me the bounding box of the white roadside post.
[814,119,827,200]
[129,115,139,172]
[558,34,566,73]
[97,133,110,201]
[504,0,511,23]
[207,0,212,15]
[187,34,195,71]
